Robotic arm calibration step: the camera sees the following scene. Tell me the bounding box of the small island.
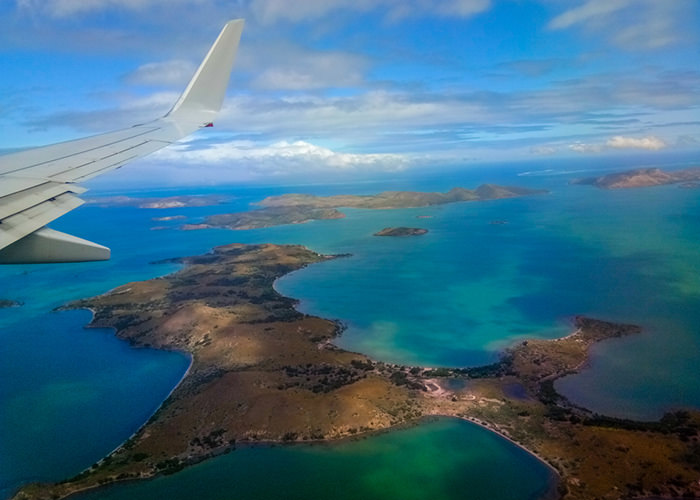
[13,244,700,500]
[184,184,547,231]
[374,227,428,237]
[573,166,700,189]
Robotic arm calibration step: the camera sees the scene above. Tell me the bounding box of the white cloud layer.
[565,135,667,154]
[16,0,210,17]
[548,0,696,50]
[16,0,492,26]
[568,142,603,154]
[153,139,411,177]
[606,135,667,150]
[249,0,491,24]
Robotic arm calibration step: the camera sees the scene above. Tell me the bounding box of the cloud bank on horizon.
[1,0,698,185]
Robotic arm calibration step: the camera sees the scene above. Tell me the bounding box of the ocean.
[1,155,699,499]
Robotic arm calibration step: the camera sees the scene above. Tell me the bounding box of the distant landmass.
[185,185,547,231]
[374,227,428,237]
[573,167,700,189]
[182,207,345,231]
[258,184,547,209]
[15,244,700,500]
[86,194,229,209]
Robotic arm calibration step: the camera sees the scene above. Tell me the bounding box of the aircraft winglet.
[168,19,245,125]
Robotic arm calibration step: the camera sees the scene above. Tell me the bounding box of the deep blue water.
[2,155,700,498]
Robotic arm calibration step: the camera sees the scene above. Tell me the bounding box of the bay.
[73,418,556,500]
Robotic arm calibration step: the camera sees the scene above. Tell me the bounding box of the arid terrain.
[12,243,700,500]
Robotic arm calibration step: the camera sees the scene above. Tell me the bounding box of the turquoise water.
[2,157,700,498]
[273,175,700,420]
[74,418,555,500]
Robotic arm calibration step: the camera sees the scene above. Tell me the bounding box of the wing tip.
[167,18,244,123]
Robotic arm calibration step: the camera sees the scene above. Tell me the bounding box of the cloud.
[247,48,368,90]
[568,142,603,154]
[606,135,667,150]
[440,0,491,17]
[548,0,697,50]
[152,139,412,176]
[566,135,668,154]
[250,0,370,24]
[548,0,630,30]
[22,91,179,134]
[249,0,491,24]
[123,60,197,87]
[530,145,557,155]
[15,0,206,18]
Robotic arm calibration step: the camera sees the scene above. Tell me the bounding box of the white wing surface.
[0,19,244,264]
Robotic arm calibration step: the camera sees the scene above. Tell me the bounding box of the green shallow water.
[73,418,556,500]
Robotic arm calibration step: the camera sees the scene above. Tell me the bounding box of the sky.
[0,0,699,186]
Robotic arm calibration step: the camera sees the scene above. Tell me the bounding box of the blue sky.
[1,0,699,186]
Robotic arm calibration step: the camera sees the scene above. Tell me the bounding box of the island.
[374,227,428,237]
[257,184,547,209]
[573,167,700,189]
[0,299,21,308]
[182,206,345,231]
[184,184,547,231]
[13,244,700,500]
[86,194,229,209]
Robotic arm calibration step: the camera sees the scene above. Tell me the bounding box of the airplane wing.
[0,19,244,264]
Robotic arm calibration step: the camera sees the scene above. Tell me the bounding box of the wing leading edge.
[0,19,244,264]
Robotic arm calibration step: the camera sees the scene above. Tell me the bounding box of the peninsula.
[13,244,700,500]
[573,166,700,189]
[183,184,547,231]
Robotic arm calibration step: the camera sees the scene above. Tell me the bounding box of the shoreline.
[14,243,700,500]
[48,416,556,500]
[63,309,196,484]
[54,415,558,500]
[455,415,560,477]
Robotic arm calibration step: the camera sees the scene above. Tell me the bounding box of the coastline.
[456,415,560,476]
[50,416,557,500]
[13,243,700,500]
